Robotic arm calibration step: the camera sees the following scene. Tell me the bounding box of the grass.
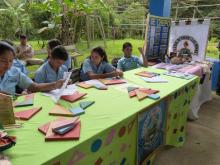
[16,38,219,77]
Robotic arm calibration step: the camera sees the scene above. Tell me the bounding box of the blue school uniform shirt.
[13,59,28,75]
[80,58,115,81]
[0,67,33,95]
[34,61,68,83]
[64,55,72,70]
[117,55,143,72]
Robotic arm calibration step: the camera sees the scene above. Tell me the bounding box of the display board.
[144,14,171,60]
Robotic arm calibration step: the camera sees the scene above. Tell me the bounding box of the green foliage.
[0,0,33,39]
[0,10,17,39]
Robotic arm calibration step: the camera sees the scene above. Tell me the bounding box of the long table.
[4,67,199,165]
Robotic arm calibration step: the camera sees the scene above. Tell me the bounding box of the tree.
[0,0,32,39]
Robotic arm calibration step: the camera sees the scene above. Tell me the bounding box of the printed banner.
[169,19,210,61]
[137,100,167,165]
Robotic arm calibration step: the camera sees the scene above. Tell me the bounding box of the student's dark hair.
[122,42,132,50]
[0,41,15,56]
[1,40,15,47]
[19,34,27,39]
[47,39,62,50]
[51,45,68,61]
[91,46,108,62]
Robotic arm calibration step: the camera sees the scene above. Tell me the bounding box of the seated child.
[80,46,123,81]
[35,45,68,83]
[16,35,44,66]
[1,40,28,75]
[0,41,64,95]
[45,39,72,70]
[117,42,148,71]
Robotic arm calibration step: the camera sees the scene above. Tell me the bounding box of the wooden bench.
[34,45,83,68]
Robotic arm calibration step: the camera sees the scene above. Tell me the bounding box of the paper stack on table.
[43,84,77,102]
[42,72,73,102]
[141,76,168,83]
[164,71,195,80]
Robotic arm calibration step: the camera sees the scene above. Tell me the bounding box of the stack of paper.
[38,117,81,141]
[42,84,77,102]
[164,71,195,80]
[141,76,168,83]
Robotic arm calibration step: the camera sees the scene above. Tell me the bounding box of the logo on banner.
[173,35,199,56]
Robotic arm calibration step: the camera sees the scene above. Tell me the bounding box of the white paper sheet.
[42,72,73,102]
[141,76,168,83]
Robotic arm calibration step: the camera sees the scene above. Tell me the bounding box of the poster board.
[0,93,15,126]
[137,100,166,165]
[144,14,171,60]
[169,19,210,62]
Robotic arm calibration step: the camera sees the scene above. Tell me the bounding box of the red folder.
[135,71,156,78]
[99,79,126,85]
[38,118,81,141]
[61,92,87,103]
[14,107,42,120]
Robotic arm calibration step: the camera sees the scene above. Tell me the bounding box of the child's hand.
[68,79,73,85]
[54,79,65,89]
[116,69,123,77]
[138,47,144,55]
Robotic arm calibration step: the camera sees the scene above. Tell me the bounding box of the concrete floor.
[154,93,220,165]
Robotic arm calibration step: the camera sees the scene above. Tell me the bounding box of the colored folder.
[38,118,81,141]
[14,107,42,120]
[14,98,34,107]
[76,82,93,89]
[79,101,95,110]
[49,104,73,117]
[99,78,126,85]
[135,71,160,78]
[61,92,87,103]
